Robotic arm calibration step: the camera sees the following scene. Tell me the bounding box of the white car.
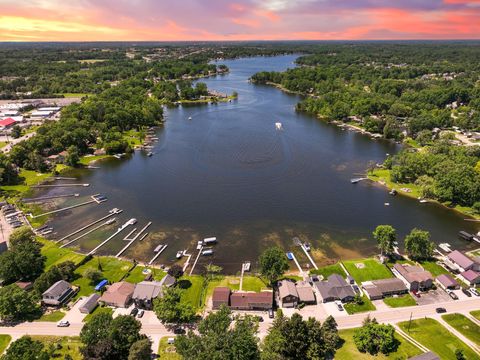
[57,320,70,327]
[335,301,344,311]
[469,288,480,297]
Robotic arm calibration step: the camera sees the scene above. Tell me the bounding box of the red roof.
[0,118,16,127]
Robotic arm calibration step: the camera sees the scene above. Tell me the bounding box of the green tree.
[373,225,397,257]
[128,339,152,360]
[455,349,466,360]
[353,316,398,355]
[84,268,103,284]
[167,264,184,280]
[0,285,40,322]
[10,125,22,139]
[153,287,196,324]
[65,145,80,167]
[1,336,49,360]
[404,228,434,260]
[259,247,289,286]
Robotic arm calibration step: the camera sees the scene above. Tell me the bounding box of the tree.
[259,247,289,286]
[65,145,80,167]
[10,125,22,139]
[404,228,435,260]
[128,339,152,360]
[373,225,397,257]
[84,268,103,284]
[167,264,184,280]
[2,336,49,360]
[322,316,340,357]
[153,287,196,324]
[353,316,398,355]
[455,349,466,360]
[175,305,260,360]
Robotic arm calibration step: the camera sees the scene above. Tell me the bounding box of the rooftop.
[447,250,475,269]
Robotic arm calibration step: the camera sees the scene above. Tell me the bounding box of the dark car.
[447,291,458,300]
[412,291,420,298]
[462,288,472,297]
[130,307,139,317]
[435,307,447,314]
[173,327,186,335]
[352,285,360,294]
[268,309,274,319]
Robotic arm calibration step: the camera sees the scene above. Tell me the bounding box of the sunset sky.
[1,0,480,41]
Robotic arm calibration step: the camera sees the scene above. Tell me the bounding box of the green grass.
[335,328,421,360]
[344,296,376,314]
[419,261,449,277]
[1,169,52,195]
[398,318,479,360]
[383,294,417,308]
[39,239,86,269]
[79,154,112,165]
[309,263,345,279]
[83,306,113,323]
[62,93,89,98]
[0,141,7,148]
[73,257,134,298]
[205,275,268,304]
[31,336,82,360]
[123,129,144,147]
[124,266,166,284]
[403,137,422,149]
[157,337,182,359]
[471,310,480,321]
[442,313,480,347]
[0,335,12,355]
[178,275,204,311]
[343,259,393,283]
[34,310,66,322]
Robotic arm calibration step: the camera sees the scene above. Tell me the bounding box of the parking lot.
[415,288,452,306]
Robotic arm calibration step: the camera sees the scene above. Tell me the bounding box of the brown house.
[100,281,135,308]
[393,264,433,291]
[277,280,299,308]
[230,291,272,311]
[212,287,231,309]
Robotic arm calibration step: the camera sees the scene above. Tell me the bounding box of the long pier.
[87,220,133,255]
[300,244,318,270]
[60,219,115,248]
[189,246,203,275]
[290,253,305,277]
[56,209,122,243]
[30,199,96,218]
[32,183,90,188]
[148,244,168,265]
[116,222,152,258]
[22,193,79,203]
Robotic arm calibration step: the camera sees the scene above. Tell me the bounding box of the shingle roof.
[408,351,440,360]
[314,275,355,301]
[100,281,135,305]
[80,293,100,312]
[212,287,231,303]
[278,280,298,299]
[460,270,480,282]
[43,280,72,298]
[435,274,458,288]
[230,292,272,308]
[295,281,315,303]
[394,264,433,283]
[447,250,474,270]
[132,281,163,300]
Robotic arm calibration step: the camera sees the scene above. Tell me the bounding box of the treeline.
[251,43,480,140]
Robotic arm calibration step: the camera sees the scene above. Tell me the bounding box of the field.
[383,294,417,308]
[34,310,66,322]
[335,329,421,359]
[419,261,450,277]
[343,259,393,283]
[471,310,480,321]
[72,257,134,297]
[398,318,479,360]
[442,313,480,346]
[178,275,204,310]
[157,337,182,359]
[343,296,376,314]
[31,336,82,360]
[309,263,345,279]
[0,335,11,355]
[39,239,86,269]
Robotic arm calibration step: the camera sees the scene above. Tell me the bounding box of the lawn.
[205,275,268,302]
[0,335,11,355]
[1,169,52,195]
[39,239,86,269]
[442,313,480,347]
[123,129,144,147]
[83,306,113,323]
[398,318,479,360]
[368,169,421,199]
[124,266,166,284]
[34,310,66,322]
[419,261,450,277]
[309,263,345,279]
[344,296,376,314]
[157,337,182,359]
[335,328,421,360]
[31,336,82,360]
[471,310,480,321]
[73,257,134,298]
[343,259,393,283]
[383,294,417,308]
[79,154,112,165]
[178,275,204,311]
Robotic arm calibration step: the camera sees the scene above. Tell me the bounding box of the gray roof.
[43,280,72,298]
[159,274,176,288]
[132,281,163,301]
[314,275,355,301]
[277,280,298,299]
[80,293,100,312]
[295,281,315,302]
[409,351,440,360]
[435,274,458,288]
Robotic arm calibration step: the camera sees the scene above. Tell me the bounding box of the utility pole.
[407,312,413,332]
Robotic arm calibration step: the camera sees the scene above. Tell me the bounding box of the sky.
[0,0,480,41]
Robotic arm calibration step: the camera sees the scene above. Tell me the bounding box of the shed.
[79,293,101,314]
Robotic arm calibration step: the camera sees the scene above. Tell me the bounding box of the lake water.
[44,55,479,273]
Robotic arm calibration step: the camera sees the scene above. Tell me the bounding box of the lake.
[43,55,479,273]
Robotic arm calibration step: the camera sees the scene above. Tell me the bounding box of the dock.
[300,244,318,270]
[55,209,122,243]
[189,246,203,275]
[32,183,90,188]
[87,219,135,255]
[148,244,168,265]
[30,199,97,218]
[115,222,152,258]
[290,252,305,277]
[60,219,115,248]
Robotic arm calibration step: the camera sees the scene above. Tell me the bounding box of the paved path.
[436,316,480,355]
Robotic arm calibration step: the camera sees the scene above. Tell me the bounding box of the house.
[295,281,316,305]
[212,287,231,310]
[0,118,17,130]
[93,148,106,156]
[459,270,480,286]
[42,280,75,306]
[159,274,176,288]
[408,351,440,360]
[435,274,459,290]
[445,250,479,273]
[100,281,135,308]
[15,281,33,291]
[230,291,272,310]
[79,293,101,314]
[392,264,433,291]
[313,274,355,303]
[132,281,163,309]
[277,280,299,308]
[362,278,408,300]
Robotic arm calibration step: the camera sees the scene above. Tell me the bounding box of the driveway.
[415,288,452,306]
[62,298,88,323]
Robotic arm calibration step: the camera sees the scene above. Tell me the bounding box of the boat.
[389,189,397,196]
[203,237,217,245]
[243,262,251,272]
[286,252,294,260]
[147,152,153,157]
[351,178,366,184]
[196,241,203,250]
[201,248,213,256]
[384,202,390,206]
[419,199,428,203]
[154,244,164,252]
[459,231,474,241]
[188,116,192,120]
[126,218,137,226]
[304,243,311,252]
[176,251,183,259]
[105,218,116,225]
[439,243,452,253]
[275,122,283,130]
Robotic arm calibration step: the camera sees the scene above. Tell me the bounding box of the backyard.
[309,263,345,279]
[343,259,393,283]
[39,239,86,269]
[157,337,182,360]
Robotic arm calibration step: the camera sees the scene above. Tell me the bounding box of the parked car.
[268,309,274,319]
[137,309,145,318]
[469,288,480,297]
[167,338,175,344]
[462,288,472,297]
[352,285,360,294]
[335,301,344,311]
[412,290,420,298]
[447,291,458,300]
[173,327,186,335]
[57,320,70,327]
[130,307,139,317]
[435,307,447,314]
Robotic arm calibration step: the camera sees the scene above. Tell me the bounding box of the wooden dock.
[60,219,115,248]
[300,244,318,270]
[30,199,97,218]
[22,193,79,203]
[148,244,168,265]
[116,222,152,258]
[290,252,305,277]
[189,246,203,275]
[32,183,90,188]
[87,220,134,255]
